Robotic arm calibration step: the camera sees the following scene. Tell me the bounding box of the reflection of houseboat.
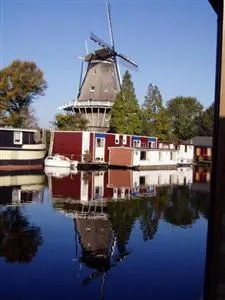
[48,168,194,203]
[49,131,194,169]
[183,136,212,163]
[0,128,46,171]
[0,171,45,205]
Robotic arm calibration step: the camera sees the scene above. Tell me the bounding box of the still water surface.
[0,167,209,299]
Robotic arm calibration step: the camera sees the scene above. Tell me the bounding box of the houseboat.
[0,127,46,171]
[182,136,212,164]
[49,130,194,169]
[0,170,45,206]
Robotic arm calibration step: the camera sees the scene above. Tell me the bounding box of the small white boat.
[44,154,71,168]
[44,166,70,178]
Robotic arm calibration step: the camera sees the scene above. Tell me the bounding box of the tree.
[110,71,142,135]
[141,83,172,140]
[0,207,43,263]
[0,60,47,128]
[52,112,88,130]
[198,103,214,136]
[167,96,203,141]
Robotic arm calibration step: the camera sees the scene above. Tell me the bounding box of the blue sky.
[0,0,217,128]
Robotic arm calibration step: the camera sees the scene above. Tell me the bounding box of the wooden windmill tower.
[60,2,138,132]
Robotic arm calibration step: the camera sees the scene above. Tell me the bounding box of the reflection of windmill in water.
[60,2,138,132]
[74,212,129,299]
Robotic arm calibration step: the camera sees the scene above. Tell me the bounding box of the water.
[0,167,209,299]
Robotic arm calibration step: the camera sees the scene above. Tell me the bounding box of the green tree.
[0,207,43,263]
[52,112,88,130]
[167,96,203,141]
[198,103,214,136]
[0,60,47,128]
[110,71,142,134]
[141,83,172,140]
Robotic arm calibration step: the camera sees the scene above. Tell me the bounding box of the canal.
[0,167,209,299]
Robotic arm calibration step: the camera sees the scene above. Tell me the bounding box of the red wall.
[52,132,82,161]
[52,173,81,200]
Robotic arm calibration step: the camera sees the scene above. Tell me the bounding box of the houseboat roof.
[51,130,158,140]
[0,127,40,133]
[183,136,212,147]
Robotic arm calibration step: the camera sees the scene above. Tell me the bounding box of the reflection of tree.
[163,186,199,227]
[0,207,43,263]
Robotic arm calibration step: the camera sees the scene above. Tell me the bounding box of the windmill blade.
[106,1,115,49]
[79,60,84,91]
[114,57,122,88]
[117,52,138,68]
[118,56,138,72]
[90,32,114,53]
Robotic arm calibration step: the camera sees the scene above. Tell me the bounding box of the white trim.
[0,127,40,133]
[22,143,46,150]
[0,149,46,160]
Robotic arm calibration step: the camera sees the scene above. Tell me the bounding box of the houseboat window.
[140,151,146,160]
[196,147,201,156]
[123,135,127,145]
[185,145,188,152]
[207,147,212,157]
[148,141,155,148]
[133,140,140,148]
[90,86,95,92]
[13,131,23,145]
[170,151,173,160]
[139,176,146,186]
[96,138,104,148]
[115,134,120,145]
[159,151,162,161]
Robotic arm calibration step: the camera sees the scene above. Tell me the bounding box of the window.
[90,86,95,92]
[170,151,173,160]
[96,138,104,148]
[159,151,162,161]
[122,135,127,145]
[133,140,140,148]
[185,145,188,152]
[93,69,96,75]
[115,134,120,145]
[13,131,23,145]
[139,176,146,186]
[140,151,146,160]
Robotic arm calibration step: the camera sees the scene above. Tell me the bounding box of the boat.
[0,127,46,171]
[44,166,71,178]
[44,154,71,168]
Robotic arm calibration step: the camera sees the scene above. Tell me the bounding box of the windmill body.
[60,3,137,132]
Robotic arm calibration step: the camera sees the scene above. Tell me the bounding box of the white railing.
[59,99,114,110]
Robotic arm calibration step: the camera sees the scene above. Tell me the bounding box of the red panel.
[52,173,81,200]
[109,147,133,167]
[104,171,114,198]
[108,169,132,187]
[52,132,82,161]
[141,137,148,148]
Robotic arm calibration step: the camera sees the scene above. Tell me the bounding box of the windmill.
[60,1,138,132]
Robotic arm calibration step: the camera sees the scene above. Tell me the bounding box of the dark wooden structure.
[204,1,225,299]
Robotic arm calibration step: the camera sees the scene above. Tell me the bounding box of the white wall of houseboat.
[132,149,178,167]
[132,168,193,187]
[178,144,194,163]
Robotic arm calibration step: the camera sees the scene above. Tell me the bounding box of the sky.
[0,0,217,128]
